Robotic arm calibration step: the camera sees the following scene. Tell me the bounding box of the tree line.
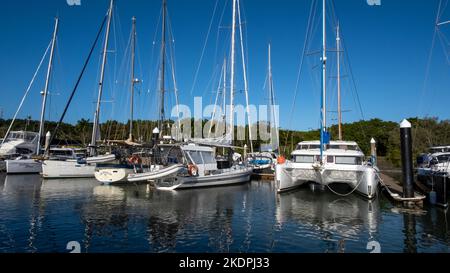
[1,117,449,167]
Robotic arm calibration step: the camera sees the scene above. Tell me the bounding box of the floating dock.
[379,173,425,207]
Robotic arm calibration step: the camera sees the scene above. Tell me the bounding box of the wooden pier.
[379,172,425,207]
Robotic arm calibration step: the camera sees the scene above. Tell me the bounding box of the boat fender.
[128,155,142,165]
[188,164,199,176]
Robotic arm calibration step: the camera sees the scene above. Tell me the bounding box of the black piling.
[400,119,414,199]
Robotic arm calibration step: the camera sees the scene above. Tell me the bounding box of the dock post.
[370,138,377,167]
[400,119,414,200]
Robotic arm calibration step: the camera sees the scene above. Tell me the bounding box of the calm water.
[0,173,449,253]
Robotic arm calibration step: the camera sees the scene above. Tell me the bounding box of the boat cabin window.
[436,154,450,163]
[335,156,363,165]
[51,150,75,157]
[296,144,321,150]
[327,144,361,151]
[186,150,216,165]
[327,156,334,163]
[293,155,314,163]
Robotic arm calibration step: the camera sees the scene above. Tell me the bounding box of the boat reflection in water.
[81,182,253,253]
[275,188,381,252]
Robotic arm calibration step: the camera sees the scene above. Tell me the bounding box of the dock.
[379,173,425,207]
[251,173,274,181]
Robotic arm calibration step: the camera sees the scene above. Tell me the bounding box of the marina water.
[0,173,449,253]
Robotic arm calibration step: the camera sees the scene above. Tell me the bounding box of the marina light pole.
[37,17,58,156]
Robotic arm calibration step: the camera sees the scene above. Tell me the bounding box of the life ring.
[277,156,286,165]
[128,155,142,165]
[188,164,199,176]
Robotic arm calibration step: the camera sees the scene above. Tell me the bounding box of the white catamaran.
[275,0,379,199]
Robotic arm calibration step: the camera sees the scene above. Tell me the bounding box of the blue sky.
[0,0,449,131]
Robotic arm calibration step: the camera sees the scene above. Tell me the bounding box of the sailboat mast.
[159,0,167,134]
[236,0,253,153]
[223,57,227,123]
[320,0,327,160]
[91,0,114,153]
[337,23,342,141]
[129,16,137,142]
[229,0,237,144]
[37,17,59,156]
[268,44,279,152]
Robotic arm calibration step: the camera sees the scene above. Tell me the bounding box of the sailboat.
[3,17,59,174]
[96,0,183,184]
[248,44,279,174]
[148,0,253,190]
[42,0,116,179]
[275,0,379,199]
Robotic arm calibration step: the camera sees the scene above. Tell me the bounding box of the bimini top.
[181,144,214,153]
[297,140,360,148]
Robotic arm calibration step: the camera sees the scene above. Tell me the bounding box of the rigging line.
[340,35,365,121]
[167,17,182,139]
[214,0,229,75]
[46,15,108,154]
[437,29,450,65]
[415,4,442,140]
[283,0,317,154]
[1,40,52,145]
[189,0,220,96]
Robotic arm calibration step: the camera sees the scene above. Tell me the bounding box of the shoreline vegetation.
[1,117,449,168]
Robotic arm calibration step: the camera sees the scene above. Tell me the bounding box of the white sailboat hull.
[155,167,253,190]
[42,160,96,179]
[95,167,134,184]
[127,164,185,183]
[6,159,42,174]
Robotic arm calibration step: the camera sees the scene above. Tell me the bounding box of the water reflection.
[81,183,252,252]
[0,175,450,253]
[275,189,381,249]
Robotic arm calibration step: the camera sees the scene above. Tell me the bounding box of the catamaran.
[275,0,379,199]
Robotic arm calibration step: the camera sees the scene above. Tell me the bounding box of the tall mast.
[37,17,59,156]
[236,0,253,153]
[91,0,114,154]
[320,0,327,161]
[129,16,137,142]
[159,0,167,134]
[222,57,227,123]
[229,0,237,144]
[268,43,279,152]
[337,23,342,141]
